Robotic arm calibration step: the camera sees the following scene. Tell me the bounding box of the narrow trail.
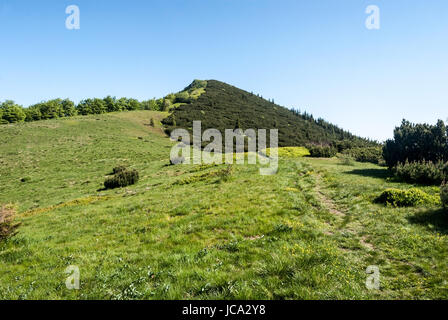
[313,172,376,252]
[314,173,345,218]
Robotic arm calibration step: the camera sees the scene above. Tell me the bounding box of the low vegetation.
[307,145,337,158]
[392,160,447,185]
[375,188,441,207]
[104,168,140,189]
[342,146,383,165]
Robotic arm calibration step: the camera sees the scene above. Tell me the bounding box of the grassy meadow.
[0,110,447,299]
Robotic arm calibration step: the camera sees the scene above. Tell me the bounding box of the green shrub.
[342,146,383,164]
[375,188,440,207]
[0,205,20,241]
[104,169,139,189]
[441,183,448,208]
[141,99,160,111]
[112,166,127,174]
[0,101,26,123]
[392,160,447,185]
[338,154,355,166]
[307,145,337,158]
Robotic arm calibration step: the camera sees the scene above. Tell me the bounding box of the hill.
[162,80,378,149]
[0,111,446,299]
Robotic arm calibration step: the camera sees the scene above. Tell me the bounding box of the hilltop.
[162,80,378,149]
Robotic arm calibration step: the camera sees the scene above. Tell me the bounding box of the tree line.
[0,97,168,124]
[0,80,208,125]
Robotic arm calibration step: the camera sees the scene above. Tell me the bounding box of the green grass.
[1,111,447,299]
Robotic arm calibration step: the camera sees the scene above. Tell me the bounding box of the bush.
[24,106,42,122]
[342,147,383,164]
[392,160,448,185]
[0,101,26,123]
[375,188,440,207]
[104,168,139,189]
[338,154,355,166]
[141,99,160,111]
[441,183,448,209]
[77,98,107,115]
[112,166,127,174]
[307,145,337,158]
[61,99,77,117]
[29,99,66,120]
[0,205,20,241]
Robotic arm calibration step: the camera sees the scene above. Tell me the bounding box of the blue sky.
[1,0,447,141]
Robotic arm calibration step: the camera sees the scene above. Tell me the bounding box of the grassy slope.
[0,112,447,299]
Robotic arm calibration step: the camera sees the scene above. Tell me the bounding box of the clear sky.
[1,0,447,141]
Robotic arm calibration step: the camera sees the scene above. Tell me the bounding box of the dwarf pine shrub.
[375,188,440,207]
[307,145,337,158]
[104,168,139,189]
[392,160,448,185]
[112,166,127,174]
[342,146,383,164]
